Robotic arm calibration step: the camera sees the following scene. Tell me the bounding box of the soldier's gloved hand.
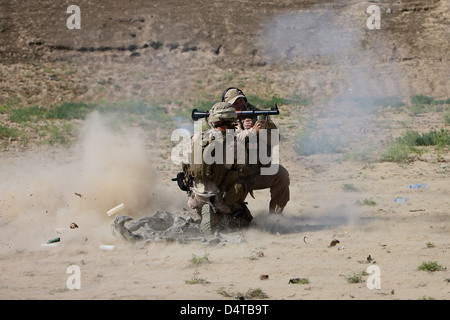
[253,120,267,133]
[242,118,254,130]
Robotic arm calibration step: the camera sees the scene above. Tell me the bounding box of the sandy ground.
[0,0,449,302]
[0,115,448,301]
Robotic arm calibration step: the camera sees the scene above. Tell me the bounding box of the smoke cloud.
[0,112,182,252]
[253,7,410,226]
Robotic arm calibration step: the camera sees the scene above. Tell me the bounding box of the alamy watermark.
[366,5,381,30]
[66,265,81,290]
[67,5,81,29]
[366,265,381,290]
[171,121,280,175]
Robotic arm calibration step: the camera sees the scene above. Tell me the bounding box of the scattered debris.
[256,251,264,257]
[329,239,340,247]
[393,197,408,204]
[208,238,221,246]
[74,192,83,198]
[289,278,309,284]
[107,203,125,216]
[303,236,308,244]
[47,237,60,244]
[358,255,376,264]
[70,222,79,229]
[99,244,115,251]
[111,211,246,245]
[259,274,269,280]
[112,216,144,242]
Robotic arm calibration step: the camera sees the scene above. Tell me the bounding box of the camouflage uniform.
[223,88,290,213]
[184,102,254,231]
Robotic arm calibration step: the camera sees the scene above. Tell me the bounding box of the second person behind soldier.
[222,87,290,214]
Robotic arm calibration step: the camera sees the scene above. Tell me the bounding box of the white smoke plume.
[252,7,410,228]
[0,112,183,252]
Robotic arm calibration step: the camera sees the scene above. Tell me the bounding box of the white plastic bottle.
[409,183,428,190]
[394,197,408,204]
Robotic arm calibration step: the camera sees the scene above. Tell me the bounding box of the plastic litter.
[99,244,115,251]
[41,237,60,247]
[394,197,408,204]
[47,237,60,243]
[107,203,125,216]
[409,183,428,190]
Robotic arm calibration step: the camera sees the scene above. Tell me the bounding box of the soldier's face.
[213,121,234,131]
[233,97,247,111]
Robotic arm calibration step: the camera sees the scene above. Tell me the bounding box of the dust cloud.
[254,8,410,227]
[0,112,182,252]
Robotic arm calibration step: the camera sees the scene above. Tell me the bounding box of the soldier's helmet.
[208,102,237,127]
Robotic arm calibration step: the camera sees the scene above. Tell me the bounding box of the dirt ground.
[0,0,449,301]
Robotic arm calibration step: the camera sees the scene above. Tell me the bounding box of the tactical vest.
[189,131,228,185]
[186,131,247,206]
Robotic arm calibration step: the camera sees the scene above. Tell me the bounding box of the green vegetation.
[3,102,94,123]
[382,143,414,162]
[355,198,377,206]
[397,129,450,147]
[346,273,364,284]
[8,105,47,122]
[410,94,450,106]
[46,102,95,120]
[46,123,74,146]
[410,94,435,105]
[0,124,20,140]
[418,261,444,272]
[184,270,208,284]
[189,252,210,265]
[342,183,358,192]
[243,288,269,299]
[216,287,234,298]
[382,129,450,162]
[346,271,368,284]
[216,287,269,300]
[444,112,450,126]
[293,94,449,159]
[408,94,450,116]
[1,93,447,152]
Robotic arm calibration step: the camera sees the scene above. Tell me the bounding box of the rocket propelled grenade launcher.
[191,104,280,122]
